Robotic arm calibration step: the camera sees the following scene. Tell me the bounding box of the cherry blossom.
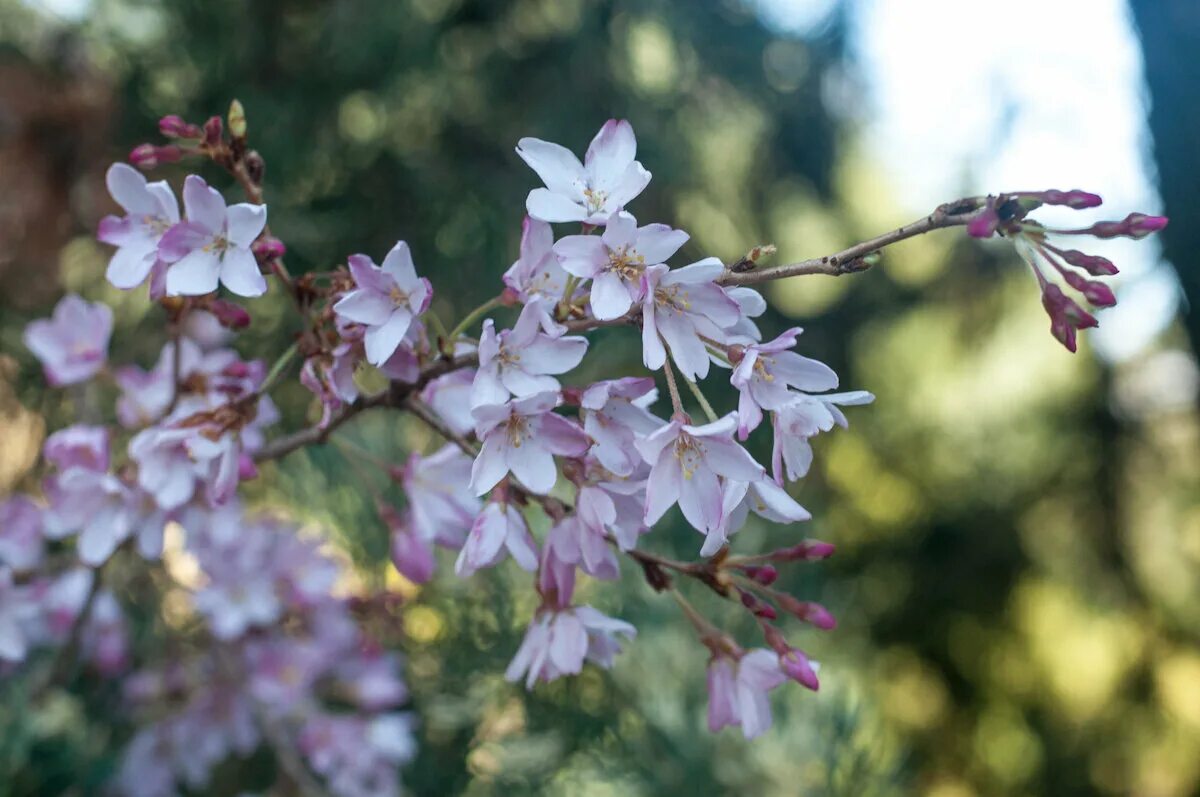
[554,210,689,319]
[23,294,113,386]
[771,391,875,482]
[730,327,839,438]
[97,163,180,290]
[517,118,651,224]
[503,215,573,302]
[505,605,636,689]
[640,259,741,381]
[579,377,663,476]
[333,241,432,366]
[454,500,538,576]
[471,302,588,408]
[158,174,268,297]
[469,391,590,496]
[706,649,788,739]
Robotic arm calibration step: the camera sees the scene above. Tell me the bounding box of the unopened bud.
[244,150,266,185]
[1060,271,1117,308]
[737,588,777,620]
[158,115,203,139]
[1020,189,1103,210]
[770,539,835,562]
[208,299,252,329]
[223,362,251,379]
[129,144,181,170]
[776,594,837,630]
[1054,248,1118,276]
[1085,213,1169,240]
[228,99,247,139]
[740,565,778,586]
[252,237,286,260]
[967,205,1000,239]
[203,116,223,148]
[780,650,820,691]
[237,454,259,482]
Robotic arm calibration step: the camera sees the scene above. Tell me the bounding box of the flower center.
[654,285,690,314]
[505,415,531,448]
[142,214,172,235]
[203,234,231,255]
[753,356,775,383]
[673,434,705,480]
[389,285,410,307]
[583,187,608,213]
[607,246,646,282]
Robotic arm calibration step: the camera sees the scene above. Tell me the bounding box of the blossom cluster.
[3,102,1167,790]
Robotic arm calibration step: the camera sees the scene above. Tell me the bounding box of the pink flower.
[554,210,689,319]
[0,497,43,572]
[300,342,360,430]
[454,500,538,576]
[398,444,479,546]
[158,174,268,297]
[636,414,763,548]
[128,427,203,510]
[503,216,572,302]
[544,513,619,581]
[505,605,636,689]
[516,119,652,224]
[471,302,588,408]
[469,392,590,496]
[715,478,811,555]
[730,327,839,438]
[44,425,110,471]
[706,649,787,739]
[579,377,664,477]
[771,391,874,482]
[333,241,432,365]
[419,367,476,436]
[23,294,113,386]
[97,163,180,289]
[640,259,741,381]
[44,465,133,565]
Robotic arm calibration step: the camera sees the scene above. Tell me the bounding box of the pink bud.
[1086,213,1169,240]
[208,299,252,329]
[967,205,1000,239]
[770,539,835,562]
[1053,248,1118,276]
[158,115,203,139]
[1060,271,1117,308]
[780,650,820,691]
[776,594,837,630]
[237,454,259,482]
[129,144,181,170]
[738,588,777,620]
[1020,189,1103,209]
[252,237,286,260]
[222,362,251,379]
[741,565,778,586]
[203,116,223,148]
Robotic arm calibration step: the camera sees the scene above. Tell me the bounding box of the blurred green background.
[2,0,1199,795]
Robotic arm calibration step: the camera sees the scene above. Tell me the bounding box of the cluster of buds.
[4,102,1171,792]
[966,190,1168,351]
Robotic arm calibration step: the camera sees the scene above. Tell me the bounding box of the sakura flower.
[470,391,590,495]
[193,564,281,640]
[545,513,619,581]
[517,118,652,224]
[420,367,476,436]
[715,478,811,556]
[636,413,763,548]
[23,294,113,386]
[0,496,43,571]
[43,425,110,471]
[730,327,839,438]
[771,391,874,482]
[97,162,180,289]
[128,427,203,510]
[397,444,479,546]
[505,605,636,689]
[333,241,432,366]
[554,210,689,320]
[580,377,664,477]
[43,465,133,565]
[471,302,588,408]
[158,174,268,297]
[503,216,572,302]
[455,500,538,576]
[722,286,768,345]
[640,259,741,381]
[300,341,360,430]
[706,649,788,739]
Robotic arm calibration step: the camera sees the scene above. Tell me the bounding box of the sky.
[759,0,1179,362]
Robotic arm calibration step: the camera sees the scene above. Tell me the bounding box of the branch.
[715,201,977,286]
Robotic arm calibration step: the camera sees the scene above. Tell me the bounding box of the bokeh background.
[2,0,1199,795]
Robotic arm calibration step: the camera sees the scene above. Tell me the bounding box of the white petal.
[219,248,267,297]
[165,249,221,296]
[225,203,267,248]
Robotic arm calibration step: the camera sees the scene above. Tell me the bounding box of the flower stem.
[660,353,686,418]
[448,296,503,341]
[683,377,719,424]
[259,342,299,395]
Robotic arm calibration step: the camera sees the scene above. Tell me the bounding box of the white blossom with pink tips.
[516,119,652,224]
[730,327,840,439]
[505,605,636,689]
[554,210,689,320]
[333,241,432,366]
[471,301,588,409]
[636,413,763,551]
[771,390,875,482]
[640,259,741,381]
[158,174,268,297]
[579,377,663,477]
[23,294,112,386]
[469,391,590,496]
[97,163,180,290]
[706,649,788,739]
[454,501,538,577]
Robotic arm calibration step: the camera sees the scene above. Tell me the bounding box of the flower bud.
[244,150,266,184]
[1020,189,1103,209]
[129,144,181,170]
[967,205,1000,239]
[1085,213,1169,240]
[1060,271,1117,308]
[252,237,286,260]
[208,299,252,329]
[738,587,777,620]
[203,116,223,148]
[158,115,203,139]
[775,594,837,630]
[769,539,835,562]
[228,99,247,139]
[780,649,820,691]
[1053,248,1118,276]
[237,453,259,482]
[740,565,778,586]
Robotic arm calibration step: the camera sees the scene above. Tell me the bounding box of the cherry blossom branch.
[715,199,979,286]
[660,357,685,417]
